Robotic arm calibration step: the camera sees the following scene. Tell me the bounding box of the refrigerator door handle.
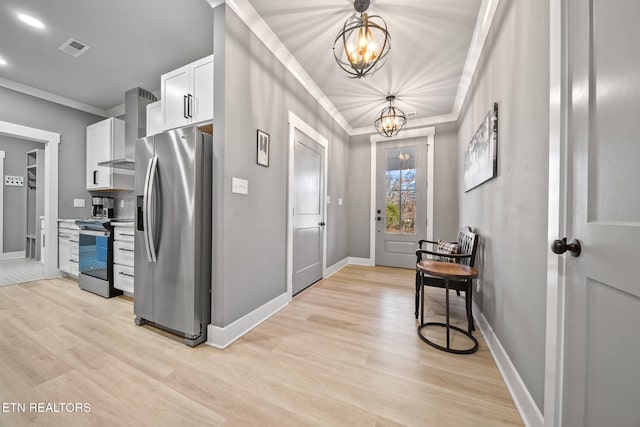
[142,157,154,262]
[146,156,159,263]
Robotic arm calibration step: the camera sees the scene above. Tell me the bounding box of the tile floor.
[0,257,45,287]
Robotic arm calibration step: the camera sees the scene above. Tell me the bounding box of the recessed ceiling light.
[0,57,7,66]
[18,13,45,29]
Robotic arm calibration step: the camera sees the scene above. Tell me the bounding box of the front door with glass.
[375,139,428,268]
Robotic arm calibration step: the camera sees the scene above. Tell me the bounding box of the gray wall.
[212,5,350,326]
[457,0,549,412]
[346,122,460,258]
[0,135,43,251]
[0,87,104,219]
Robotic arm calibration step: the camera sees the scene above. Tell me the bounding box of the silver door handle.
[146,156,158,263]
[142,157,154,262]
[118,248,135,252]
[118,271,135,278]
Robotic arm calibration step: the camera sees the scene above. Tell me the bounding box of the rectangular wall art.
[463,102,498,192]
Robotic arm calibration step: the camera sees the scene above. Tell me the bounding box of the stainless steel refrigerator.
[134,125,212,346]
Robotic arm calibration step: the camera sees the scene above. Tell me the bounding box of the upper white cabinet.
[160,55,213,131]
[146,100,162,137]
[86,118,133,191]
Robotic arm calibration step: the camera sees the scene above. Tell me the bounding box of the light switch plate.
[4,175,24,186]
[231,177,248,195]
[73,198,86,208]
[338,198,343,206]
[326,195,331,204]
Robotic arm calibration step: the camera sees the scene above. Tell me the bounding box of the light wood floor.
[0,265,522,426]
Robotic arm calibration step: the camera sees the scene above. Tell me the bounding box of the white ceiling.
[0,0,214,111]
[0,0,483,130]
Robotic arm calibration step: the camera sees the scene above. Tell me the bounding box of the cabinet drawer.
[114,240,135,267]
[114,264,134,294]
[114,227,135,242]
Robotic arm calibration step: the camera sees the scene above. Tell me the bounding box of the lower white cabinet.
[58,221,79,277]
[113,226,135,294]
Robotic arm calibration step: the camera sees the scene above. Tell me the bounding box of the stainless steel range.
[75,218,122,298]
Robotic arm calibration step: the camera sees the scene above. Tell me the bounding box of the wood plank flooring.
[0,265,523,426]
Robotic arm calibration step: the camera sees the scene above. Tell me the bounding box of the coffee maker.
[102,197,115,218]
[91,196,104,217]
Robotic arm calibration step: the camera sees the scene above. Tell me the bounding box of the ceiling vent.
[58,38,90,57]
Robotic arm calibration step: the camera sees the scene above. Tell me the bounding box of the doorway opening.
[0,120,60,285]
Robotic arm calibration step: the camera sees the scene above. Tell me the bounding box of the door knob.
[376,216,382,221]
[551,237,581,257]
[318,222,325,227]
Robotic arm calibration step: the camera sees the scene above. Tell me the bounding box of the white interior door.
[561,1,640,425]
[292,129,325,295]
[375,139,427,268]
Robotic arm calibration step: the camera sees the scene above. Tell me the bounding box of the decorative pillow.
[437,240,460,263]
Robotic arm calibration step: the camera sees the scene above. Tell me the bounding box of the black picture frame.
[257,129,270,167]
[463,102,498,192]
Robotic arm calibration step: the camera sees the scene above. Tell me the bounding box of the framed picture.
[257,129,270,167]
[463,102,498,192]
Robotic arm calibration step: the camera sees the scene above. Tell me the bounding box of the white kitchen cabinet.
[58,221,79,277]
[113,225,135,295]
[160,55,213,131]
[146,100,162,137]
[86,118,133,191]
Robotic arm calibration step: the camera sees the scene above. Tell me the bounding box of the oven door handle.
[78,230,109,237]
[145,156,158,263]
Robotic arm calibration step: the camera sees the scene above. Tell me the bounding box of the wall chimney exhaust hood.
[98,87,157,170]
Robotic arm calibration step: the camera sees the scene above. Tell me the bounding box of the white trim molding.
[0,77,110,118]
[544,0,567,426]
[0,251,26,260]
[473,304,544,427]
[287,111,329,299]
[0,150,4,258]
[325,257,349,279]
[369,127,435,265]
[0,120,60,279]
[451,0,501,118]
[206,293,290,349]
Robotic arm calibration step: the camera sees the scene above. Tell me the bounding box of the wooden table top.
[417,260,479,279]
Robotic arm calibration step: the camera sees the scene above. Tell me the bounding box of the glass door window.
[385,147,417,234]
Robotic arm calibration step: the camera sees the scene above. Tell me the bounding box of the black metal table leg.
[445,277,450,349]
[417,277,478,355]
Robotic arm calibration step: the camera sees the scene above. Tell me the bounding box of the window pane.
[385,147,417,234]
[386,191,400,232]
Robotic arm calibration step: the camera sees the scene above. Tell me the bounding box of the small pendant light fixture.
[333,0,391,79]
[374,95,407,137]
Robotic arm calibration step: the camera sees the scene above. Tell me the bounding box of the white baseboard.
[473,304,544,427]
[206,292,290,350]
[0,251,26,260]
[325,257,349,278]
[348,257,372,266]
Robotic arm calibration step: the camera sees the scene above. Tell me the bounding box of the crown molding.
[451,0,501,119]
[0,77,110,118]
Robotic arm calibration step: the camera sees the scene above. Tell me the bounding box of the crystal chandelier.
[333,0,391,79]
[374,96,407,137]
